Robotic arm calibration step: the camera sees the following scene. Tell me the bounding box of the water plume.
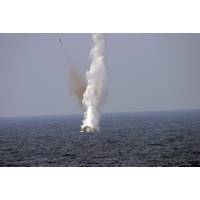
[81,33,106,132]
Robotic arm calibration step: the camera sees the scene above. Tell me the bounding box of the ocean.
[0,110,200,167]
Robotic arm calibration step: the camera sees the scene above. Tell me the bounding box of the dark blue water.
[0,110,200,166]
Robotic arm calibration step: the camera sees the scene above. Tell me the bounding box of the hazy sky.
[0,33,200,117]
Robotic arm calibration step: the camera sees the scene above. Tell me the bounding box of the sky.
[0,33,200,117]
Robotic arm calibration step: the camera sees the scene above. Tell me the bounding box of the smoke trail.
[69,67,86,108]
[81,33,106,132]
[58,37,87,109]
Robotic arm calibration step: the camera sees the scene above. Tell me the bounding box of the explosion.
[81,33,106,133]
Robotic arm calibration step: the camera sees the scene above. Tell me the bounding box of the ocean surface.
[0,110,200,167]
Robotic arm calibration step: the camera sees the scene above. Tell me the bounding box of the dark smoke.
[69,67,86,108]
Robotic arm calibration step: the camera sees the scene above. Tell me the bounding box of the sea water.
[0,110,200,166]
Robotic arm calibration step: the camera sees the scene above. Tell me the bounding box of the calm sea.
[0,110,200,166]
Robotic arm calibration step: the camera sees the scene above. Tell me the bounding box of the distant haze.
[0,33,200,117]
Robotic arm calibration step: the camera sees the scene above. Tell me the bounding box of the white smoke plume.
[81,33,106,132]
